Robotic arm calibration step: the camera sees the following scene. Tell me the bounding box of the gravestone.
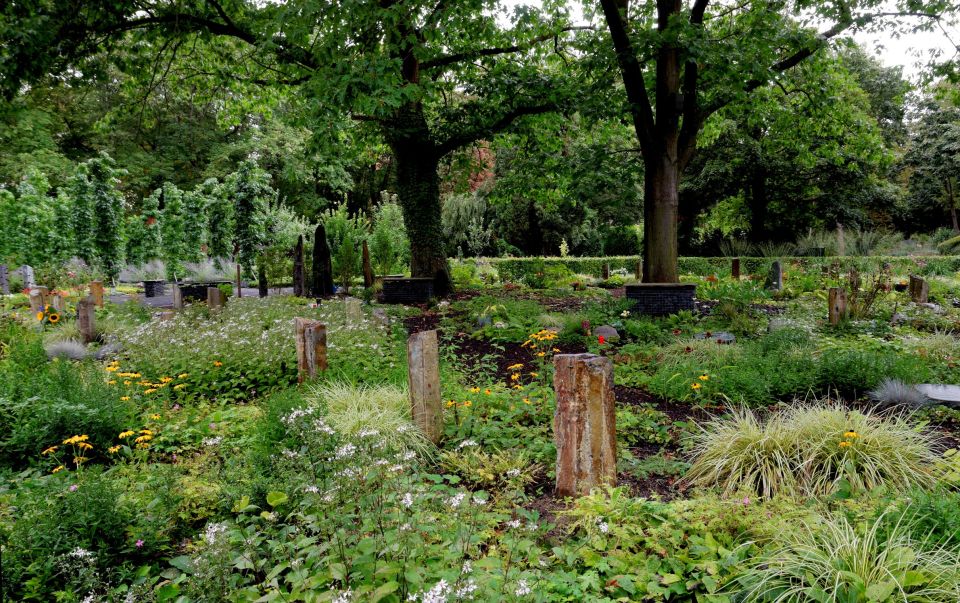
[77,297,97,344]
[731,258,740,280]
[50,293,66,313]
[295,317,328,383]
[694,330,736,344]
[362,240,374,288]
[172,284,184,310]
[0,264,8,294]
[909,275,929,304]
[29,287,48,312]
[312,223,335,297]
[765,261,783,291]
[381,277,434,304]
[293,235,305,297]
[916,384,960,408]
[89,281,104,307]
[594,325,620,343]
[601,263,610,280]
[634,260,642,281]
[19,265,35,289]
[345,297,362,323]
[828,287,847,326]
[553,353,616,497]
[407,330,443,443]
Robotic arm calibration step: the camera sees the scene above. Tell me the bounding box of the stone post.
[293,235,305,297]
[294,317,328,383]
[89,281,104,307]
[172,284,184,309]
[312,223,335,297]
[407,330,442,443]
[601,262,610,280]
[29,286,48,313]
[78,297,97,344]
[50,293,66,313]
[909,275,929,304]
[634,260,642,281]
[731,258,741,280]
[828,287,847,326]
[553,353,617,497]
[207,286,226,310]
[362,240,374,288]
[19,265,35,289]
[0,264,8,294]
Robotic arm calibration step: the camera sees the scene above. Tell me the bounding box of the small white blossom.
[506,468,521,478]
[457,440,478,449]
[203,522,229,545]
[331,588,353,603]
[506,519,522,529]
[447,492,467,509]
[596,519,609,534]
[515,579,532,597]
[401,492,414,508]
[334,443,357,460]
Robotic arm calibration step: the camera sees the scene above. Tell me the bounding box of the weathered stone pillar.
[731,258,741,280]
[172,284,184,309]
[765,261,782,291]
[89,281,104,307]
[553,353,616,497]
[407,330,443,443]
[50,293,66,313]
[29,286,48,312]
[345,298,362,323]
[294,317,328,383]
[207,286,226,310]
[312,223,335,297]
[828,287,848,326]
[601,262,610,280]
[0,264,8,295]
[78,297,97,344]
[909,275,929,304]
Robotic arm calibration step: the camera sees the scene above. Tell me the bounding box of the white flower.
[461,560,473,574]
[472,494,486,506]
[596,519,609,534]
[457,439,478,449]
[420,579,450,603]
[455,578,478,599]
[304,485,319,494]
[334,443,357,460]
[447,492,467,509]
[506,519,522,529]
[203,522,229,545]
[620,310,631,317]
[357,428,379,438]
[202,436,223,447]
[401,492,414,508]
[506,468,521,478]
[515,579,532,597]
[331,588,353,603]
[69,547,94,560]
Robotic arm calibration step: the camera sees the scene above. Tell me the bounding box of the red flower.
[598,335,605,345]
[672,328,682,335]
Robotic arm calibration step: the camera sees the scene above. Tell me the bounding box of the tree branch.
[435,102,558,157]
[420,26,593,70]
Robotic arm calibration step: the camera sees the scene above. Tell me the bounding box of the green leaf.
[865,582,895,602]
[266,491,289,507]
[370,581,399,602]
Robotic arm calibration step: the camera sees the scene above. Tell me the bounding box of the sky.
[502,0,960,82]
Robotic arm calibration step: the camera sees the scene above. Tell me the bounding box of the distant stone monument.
[18,265,35,289]
[293,235,305,297]
[766,261,783,291]
[312,223,335,297]
[0,264,8,294]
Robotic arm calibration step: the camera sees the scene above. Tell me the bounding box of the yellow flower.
[160,376,173,383]
[446,400,456,408]
[120,396,130,401]
[691,383,702,390]
[105,366,119,372]
[124,381,132,386]
[523,398,531,405]
[135,434,153,444]
[512,384,523,390]
[173,383,186,390]
[42,445,58,455]
[484,389,491,395]
[118,430,136,439]
[507,363,524,370]
[536,352,545,357]
[48,313,60,324]
[698,374,709,381]
[140,429,153,435]
[107,380,116,385]
[74,456,89,464]
[51,465,65,473]
[76,441,93,451]
[843,431,859,439]
[150,413,161,420]
[838,441,852,448]
[178,373,189,379]
[529,372,539,378]
[470,387,480,393]
[36,311,45,321]
[213,361,223,367]
[553,348,561,353]
[463,400,472,407]
[108,445,121,454]
[144,388,157,394]
[511,373,520,381]
[136,442,150,449]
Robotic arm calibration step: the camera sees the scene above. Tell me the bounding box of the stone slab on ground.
[916,384,960,408]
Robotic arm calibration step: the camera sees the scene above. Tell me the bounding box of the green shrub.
[736,511,960,602]
[882,488,960,551]
[684,405,940,498]
[937,234,960,255]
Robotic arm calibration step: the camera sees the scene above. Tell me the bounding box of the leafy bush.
[439,446,542,497]
[684,405,941,498]
[736,511,960,602]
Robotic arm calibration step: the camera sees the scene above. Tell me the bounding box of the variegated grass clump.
[736,511,960,602]
[307,381,431,456]
[683,404,940,498]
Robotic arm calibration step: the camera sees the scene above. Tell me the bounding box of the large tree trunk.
[388,107,452,296]
[643,155,680,283]
[947,177,959,233]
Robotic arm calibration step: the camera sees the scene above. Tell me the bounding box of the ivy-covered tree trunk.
[387,107,451,296]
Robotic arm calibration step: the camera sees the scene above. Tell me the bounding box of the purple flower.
[69,484,79,492]
[742,497,751,506]
[135,539,144,548]
[209,422,217,430]
[173,404,181,411]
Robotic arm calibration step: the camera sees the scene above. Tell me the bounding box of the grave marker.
[553,353,616,497]
[293,235,305,297]
[731,258,740,280]
[19,265,35,289]
[294,317,328,383]
[362,240,374,288]
[89,281,104,307]
[0,264,8,294]
[346,298,362,323]
[207,286,226,310]
[909,275,929,304]
[828,287,847,326]
[407,330,443,443]
[78,297,97,344]
[766,261,782,291]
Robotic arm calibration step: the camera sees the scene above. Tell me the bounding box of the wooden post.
[295,317,328,383]
[909,275,929,304]
[407,330,442,443]
[553,353,616,497]
[0,264,8,295]
[207,286,226,310]
[601,262,610,280]
[731,258,741,280]
[345,298,362,323]
[172,284,184,309]
[293,235,305,297]
[89,281,104,307]
[77,297,97,344]
[634,260,642,281]
[828,287,847,326]
[236,263,242,299]
[362,240,374,288]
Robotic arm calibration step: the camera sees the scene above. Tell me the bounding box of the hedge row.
[468,255,960,281]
